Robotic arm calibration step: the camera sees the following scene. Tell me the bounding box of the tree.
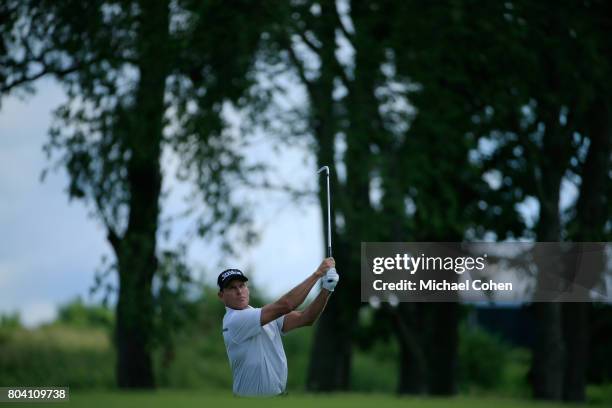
[273,0,357,390]
[385,0,611,398]
[268,0,489,394]
[2,0,272,388]
[454,0,611,400]
[562,2,612,401]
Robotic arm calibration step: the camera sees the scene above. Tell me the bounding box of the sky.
[0,79,324,327]
[0,72,584,328]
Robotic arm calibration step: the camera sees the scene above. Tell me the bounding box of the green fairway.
[2,390,607,408]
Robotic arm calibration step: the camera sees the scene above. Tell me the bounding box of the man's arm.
[260,258,334,326]
[281,288,331,333]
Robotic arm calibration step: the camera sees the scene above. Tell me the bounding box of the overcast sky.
[0,74,584,327]
[0,79,324,327]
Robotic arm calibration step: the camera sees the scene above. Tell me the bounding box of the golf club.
[317,165,337,284]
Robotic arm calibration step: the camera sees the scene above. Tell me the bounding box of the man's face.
[218,279,249,310]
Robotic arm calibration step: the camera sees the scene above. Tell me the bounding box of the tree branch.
[297,30,321,54]
[285,38,316,98]
[332,1,355,47]
[332,56,352,94]
[107,227,121,255]
[244,179,317,200]
[1,63,81,94]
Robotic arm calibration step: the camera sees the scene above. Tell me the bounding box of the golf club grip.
[325,267,337,283]
[327,246,332,258]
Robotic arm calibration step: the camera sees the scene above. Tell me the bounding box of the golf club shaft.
[318,166,337,283]
[323,168,337,282]
[325,168,332,258]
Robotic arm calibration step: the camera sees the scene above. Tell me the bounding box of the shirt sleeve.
[227,307,262,343]
[275,315,287,336]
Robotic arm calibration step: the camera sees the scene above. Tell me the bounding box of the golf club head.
[317,166,330,175]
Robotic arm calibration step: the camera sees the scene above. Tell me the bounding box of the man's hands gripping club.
[276,257,339,332]
[261,258,340,330]
[316,257,339,292]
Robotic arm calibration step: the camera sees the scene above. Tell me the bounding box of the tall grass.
[0,324,114,389]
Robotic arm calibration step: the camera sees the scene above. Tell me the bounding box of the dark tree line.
[261,0,611,401]
[2,0,273,388]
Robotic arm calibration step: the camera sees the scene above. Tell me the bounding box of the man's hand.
[322,269,339,292]
[315,257,335,278]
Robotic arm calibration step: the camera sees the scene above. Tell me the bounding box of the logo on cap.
[217,268,248,289]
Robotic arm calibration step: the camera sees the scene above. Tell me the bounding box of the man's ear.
[217,290,223,300]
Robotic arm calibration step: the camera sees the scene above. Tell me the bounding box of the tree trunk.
[113,0,169,389]
[306,288,353,391]
[304,0,363,391]
[394,303,428,394]
[562,303,588,401]
[426,303,459,395]
[563,98,611,402]
[379,161,429,394]
[531,104,568,400]
[532,303,564,400]
[531,189,565,400]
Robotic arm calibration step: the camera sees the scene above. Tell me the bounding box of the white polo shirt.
[222,306,288,396]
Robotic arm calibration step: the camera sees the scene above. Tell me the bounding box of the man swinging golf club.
[218,166,339,397]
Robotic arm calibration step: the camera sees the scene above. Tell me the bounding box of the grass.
[3,390,610,408]
[0,325,115,389]
[588,384,612,405]
[1,308,610,406]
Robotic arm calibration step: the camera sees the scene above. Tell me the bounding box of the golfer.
[217,258,339,397]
